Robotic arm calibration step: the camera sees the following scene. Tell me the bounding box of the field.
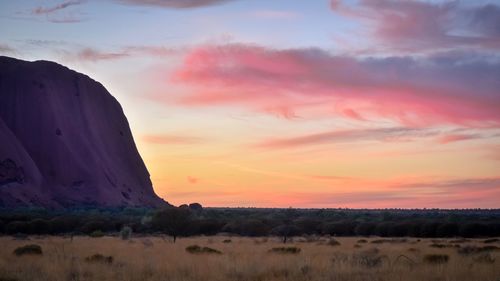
[1,236,499,281]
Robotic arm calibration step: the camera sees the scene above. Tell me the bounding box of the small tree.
[120,226,132,240]
[152,207,192,243]
[271,224,300,244]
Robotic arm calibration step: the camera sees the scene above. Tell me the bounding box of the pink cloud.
[331,0,500,52]
[437,133,480,144]
[115,0,232,9]
[170,44,500,127]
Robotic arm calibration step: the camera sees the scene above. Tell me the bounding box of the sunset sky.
[1,0,499,208]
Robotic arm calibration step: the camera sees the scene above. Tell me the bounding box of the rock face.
[0,56,167,208]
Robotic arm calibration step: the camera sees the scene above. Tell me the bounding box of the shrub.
[448,239,470,244]
[357,239,367,243]
[268,247,301,254]
[85,254,113,264]
[483,238,500,244]
[13,244,43,256]
[424,254,449,264]
[185,245,222,254]
[473,253,495,264]
[223,239,232,243]
[430,243,456,248]
[371,239,407,244]
[142,239,154,247]
[327,238,341,246]
[120,226,132,240]
[458,245,500,255]
[89,230,104,238]
[351,253,384,268]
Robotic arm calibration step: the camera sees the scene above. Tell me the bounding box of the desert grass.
[0,236,499,281]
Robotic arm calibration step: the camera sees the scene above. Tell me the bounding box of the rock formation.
[0,56,167,208]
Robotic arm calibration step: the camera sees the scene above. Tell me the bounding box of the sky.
[1,0,499,208]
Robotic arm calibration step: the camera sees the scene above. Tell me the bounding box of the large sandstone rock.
[0,56,167,208]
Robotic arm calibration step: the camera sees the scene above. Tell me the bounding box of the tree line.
[0,206,499,240]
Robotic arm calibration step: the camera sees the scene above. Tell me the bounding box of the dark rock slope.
[0,56,167,208]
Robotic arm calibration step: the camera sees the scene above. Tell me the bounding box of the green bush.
[13,244,43,256]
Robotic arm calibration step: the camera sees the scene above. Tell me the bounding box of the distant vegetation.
[0,206,499,239]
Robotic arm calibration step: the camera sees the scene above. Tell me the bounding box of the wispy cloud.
[70,48,129,61]
[115,0,233,9]
[32,0,85,15]
[58,45,180,62]
[255,127,499,149]
[29,0,86,23]
[437,133,481,144]
[255,127,437,149]
[330,0,500,52]
[170,44,500,127]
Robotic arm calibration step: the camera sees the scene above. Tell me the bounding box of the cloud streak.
[32,0,85,15]
[30,0,86,23]
[115,0,233,9]
[255,127,435,149]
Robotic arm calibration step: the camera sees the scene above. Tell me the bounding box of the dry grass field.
[1,236,499,281]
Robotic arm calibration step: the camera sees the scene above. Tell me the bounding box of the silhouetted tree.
[355,222,377,236]
[28,219,50,234]
[152,207,192,243]
[188,203,203,212]
[420,222,440,237]
[5,221,29,234]
[294,217,321,235]
[323,221,356,236]
[436,223,458,237]
[271,224,300,243]
[240,219,270,236]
